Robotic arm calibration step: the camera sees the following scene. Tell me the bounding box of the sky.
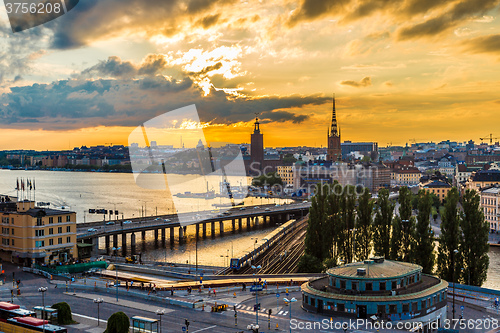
[1,0,500,150]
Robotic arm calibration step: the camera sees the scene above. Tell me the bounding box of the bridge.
[77,202,311,256]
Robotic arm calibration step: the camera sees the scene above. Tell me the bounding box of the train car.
[8,317,67,333]
[0,302,36,322]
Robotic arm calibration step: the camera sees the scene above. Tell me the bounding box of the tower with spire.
[327,95,342,161]
[251,114,264,171]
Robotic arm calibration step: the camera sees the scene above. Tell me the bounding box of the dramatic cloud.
[462,34,500,54]
[81,55,168,79]
[340,76,372,88]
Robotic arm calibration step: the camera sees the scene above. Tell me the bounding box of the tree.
[373,188,394,258]
[52,302,75,325]
[105,312,130,333]
[460,189,489,286]
[297,254,324,273]
[437,187,462,283]
[324,181,342,263]
[251,172,283,187]
[390,187,415,261]
[355,188,373,261]
[304,184,330,261]
[414,190,435,274]
[282,153,297,164]
[337,185,356,263]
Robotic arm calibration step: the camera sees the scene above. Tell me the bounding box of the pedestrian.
[213,289,216,297]
[171,286,174,296]
[208,286,212,296]
[153,286,156,294]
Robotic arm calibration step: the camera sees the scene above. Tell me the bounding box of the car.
[239,207,246,210]
[155,217,161,221]
[164,219,171,222]
[106,221,115,225]
[254,206,260,209]
[87,228,97,232]
[123,220,133,224]
[222,211,231,215]
[264,208,271,211]
[275,204,281,207]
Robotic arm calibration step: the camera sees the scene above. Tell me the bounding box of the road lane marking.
[192,325,217,333]
[73,313,108,323]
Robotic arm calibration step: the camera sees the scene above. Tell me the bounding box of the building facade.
[420,180,452,202]
[301,258,448,330]
[0,196,77,266]
[392,167,421,186]
[276,165,294,185]
[480,186,500,232]
[466,170,500,192]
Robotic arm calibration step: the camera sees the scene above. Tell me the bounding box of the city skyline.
[1,1,500,150]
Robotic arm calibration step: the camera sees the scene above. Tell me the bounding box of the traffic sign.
[460,306,464,310]
[276,293,280,298]
[182,327,186,332]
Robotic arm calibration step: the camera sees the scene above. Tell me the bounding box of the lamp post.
[156,309,165,333]
[112,247,121,302]
[38,287,47,333]
[252,265,261,326]
[93,298,103,326]
[283,297,297,333]
[251,238,258,263]
[452,249,459,319]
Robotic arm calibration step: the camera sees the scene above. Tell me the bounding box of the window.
[412,302,418,311]
[36,217,43,226]
[49,239,53,246]
[58,216,62,223]
[389,304,397,314]
[58,238,62,244]
[365,282,373,291]
[66,236,71,243]
[11,239,14,246]
[11,218,14,224]
[35,240,44,247]
[11,229,13,235]
[49,217,53,224]
[66,226,71,233]
[421,300,427,309]
[377,305,386,314]
[391,281,397,289]
[310,298,315,307]
[379,282,386,291]
[351,282,358,290]
[337,303,345,312]
[35,230,45,237]
[403,303,409,312]
[58,227,62,234]
[340,280,346,289]
[49,228,53,235]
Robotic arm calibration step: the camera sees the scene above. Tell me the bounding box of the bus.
[0,302,36,321]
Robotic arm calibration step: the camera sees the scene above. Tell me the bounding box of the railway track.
[226,216,308,275]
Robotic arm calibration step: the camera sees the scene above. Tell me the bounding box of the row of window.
[36,215,72,226]
[36,226,72,236]
[2,227,12,235]
[304,291,447,313]
[331,273,420,291]
[35,236,72,247]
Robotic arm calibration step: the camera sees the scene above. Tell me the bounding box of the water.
[0,170,498,288]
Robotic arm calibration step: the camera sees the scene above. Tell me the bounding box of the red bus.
[0,302,36,321]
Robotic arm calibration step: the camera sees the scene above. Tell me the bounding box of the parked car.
[264,208,271,211]
[239,207,246,210]
[105,221,115,225]
[87,228,97,232]
[123,220,133,224]
[164,219,171,222]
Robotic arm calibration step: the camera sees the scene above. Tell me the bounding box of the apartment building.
[0,195,77,266]
[480,186,500,232]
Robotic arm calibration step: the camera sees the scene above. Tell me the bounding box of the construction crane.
[105,143,113,147]
[479,134,499,145]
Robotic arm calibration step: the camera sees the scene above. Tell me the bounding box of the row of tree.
[299,183,490,286]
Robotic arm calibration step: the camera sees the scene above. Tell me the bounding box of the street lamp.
[252,265,262,326]
[38,287,47,333]
[112,246,121,302]
[93,298,103,326]
[156,309,165,333]
[452,249,459,319]
[283,297,297,333]
[251,238,258,263]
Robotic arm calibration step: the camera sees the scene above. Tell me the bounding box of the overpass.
[77,202,311,256]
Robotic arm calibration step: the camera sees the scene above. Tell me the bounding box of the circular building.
[301,257,448,327]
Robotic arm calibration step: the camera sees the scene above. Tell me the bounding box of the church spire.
[330,94,338,137]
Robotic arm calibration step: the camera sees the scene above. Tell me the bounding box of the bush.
[323,257,338,270]
[105,312,130,333]
[52,302,75,325]
[297,254,324,273]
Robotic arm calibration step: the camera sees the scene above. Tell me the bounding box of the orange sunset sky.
[1,0,500,150]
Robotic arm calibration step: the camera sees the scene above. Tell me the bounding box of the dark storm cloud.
[197,14,221,28]
[0,74,329,129]
[340,76,372,88]
[46,0,234,50]
[138,54,168,76]
[287,0,351,27]
[462,34,500,54]
[80,55,168,78]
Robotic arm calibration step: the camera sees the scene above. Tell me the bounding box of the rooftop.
[327,259,421,280]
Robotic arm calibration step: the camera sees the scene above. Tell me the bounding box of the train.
[230,219,296,270]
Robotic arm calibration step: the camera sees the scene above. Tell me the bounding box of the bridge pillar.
[154,229,159,248]
[91,237,99,257]
[254,216,259,229]
[161,228,166,246]
[113,234,118,249]
[141,230,146,242]
[202,222,207,239]
[179,226,184,243]
[105,235,110,255]
[231,219,236,233]
[211,222,215,238]
[131,233,136,255]
[246,217,251,230]
[238,218,242,232]
[219,221,224,236]
[121,233,127,256]
[195,224,200,240]
[170,227,174,244]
